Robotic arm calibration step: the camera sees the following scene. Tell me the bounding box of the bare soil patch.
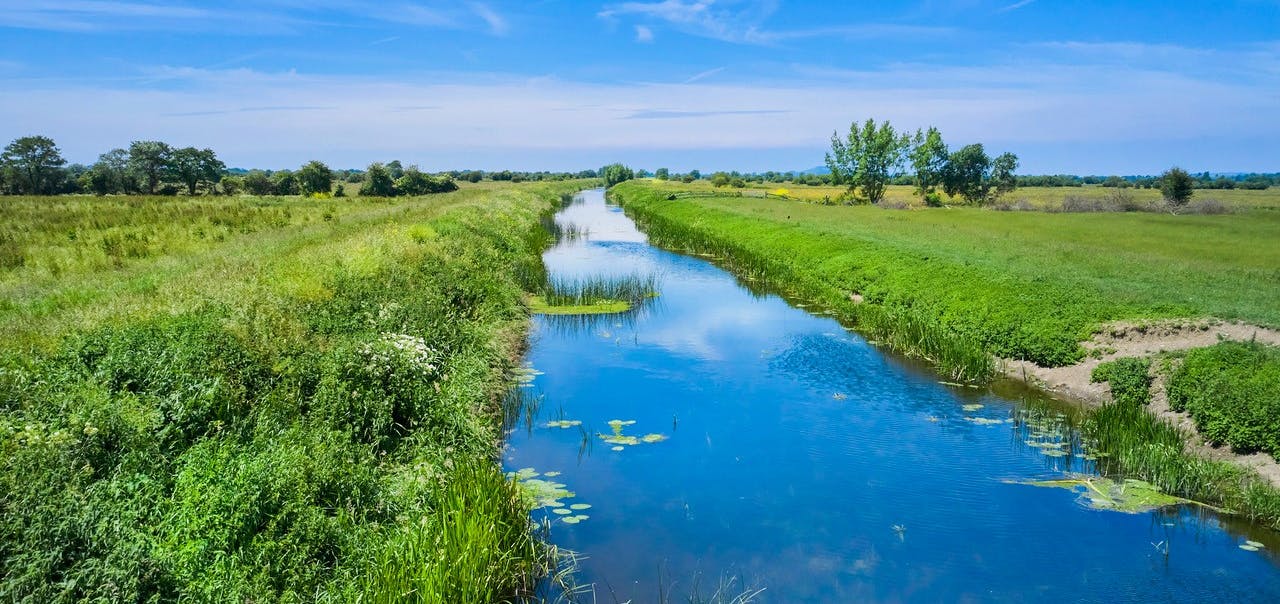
[1002,319,1280,487]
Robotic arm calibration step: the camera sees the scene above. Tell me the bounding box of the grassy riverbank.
[611,179,1280,528]
[0,182,587,602]
[611,180,1280,379]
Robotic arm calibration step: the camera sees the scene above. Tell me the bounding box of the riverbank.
[609,179,1280,528]
[0,182,588,601]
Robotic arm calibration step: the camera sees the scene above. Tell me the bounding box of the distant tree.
[730,177,746,188]
[170,147,224,195]
[655,168,670,181]
[396,165,459,196]
[220,175,243,195]
[363,163,396,196]
[601,163,635,187]
[243,170,273,195]
[1,135,66,195]
[711,172,731,187]
[826,118,909,203]
[271,169,299,196]
[688,169,701,180]
[942,144,992,204]
[298,160,333,196]
[1160,167,1194,209]
[989,152,1019,198]
[908,127,948,199]
[386,160,405,180]
[127,140,173,194]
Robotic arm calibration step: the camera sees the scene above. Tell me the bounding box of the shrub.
[1091,357,1152,406]
[1167,341,1280,456]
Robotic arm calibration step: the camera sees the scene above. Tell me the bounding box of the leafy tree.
[826,119,908,203]
[127,140,173,194]
[243,170,273,195]
[942,144,992,204]
[711,172,731,187]
[989,152,1019,197]
[386,160,405,180]
[655,168,670,181]
[363,163,396,197]
[908,127,948,198]
[170,147,224,195]
[220,175,243,195]
[271,170,299,195]
[395,166,435,196]
[601,163,635,187]
[1160,167,1194,208]
[298,160,333,196]
[1,135,66,195]
[334,183,346,197]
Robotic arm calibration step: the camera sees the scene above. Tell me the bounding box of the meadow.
[0,181,590,602]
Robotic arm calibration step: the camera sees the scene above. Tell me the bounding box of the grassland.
[648,179,1280,211]
[612,180,1280,377]
[0,182,589,602]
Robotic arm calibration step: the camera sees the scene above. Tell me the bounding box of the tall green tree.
[271,170,299,195]
[942,144,992,204]
[363,163,396,197]
[601,163,635,187]
[297,160,333,196]
[243,170,273,195]
[990,152,1019,197]
[908,127,948,198]
[1,135,66,195]
[654,168,670,181]
[826,119,908,203]
[127,140,173,194]
[1160,167,1194,209]
[170,147,224,196]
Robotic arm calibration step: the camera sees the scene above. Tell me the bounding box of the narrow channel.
[504,188,1280,602]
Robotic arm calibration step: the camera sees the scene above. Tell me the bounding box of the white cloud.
[997,0,1036,13]
[469,2,509,35]
[635,24,654,42]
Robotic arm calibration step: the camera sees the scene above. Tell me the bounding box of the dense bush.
[1167,341,1280,456]
[1090,357,1152,406]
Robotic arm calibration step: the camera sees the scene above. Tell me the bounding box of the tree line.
[824,119,1019,205]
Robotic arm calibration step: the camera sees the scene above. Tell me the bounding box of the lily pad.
[641,433,668,443]
[1241,544,1260,552]
[553,508,573,515]
[962,404,984,412]
[1010,475,1185,513]
[607,419,637,428]
[965,417,1009,426]
[1246,540,1266,548]
[561,516,582,524]
[570,503,592,510]
[543,471,561,477]
[546,420,583,429]
[611,446,624,451]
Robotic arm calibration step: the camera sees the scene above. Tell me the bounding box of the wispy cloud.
[599,0,946,45]
[164,105,332,117]
[635,24,654,42]
[624,108,787,119]
[683,66,725,83]
[369,36,400,45]
[997,0,1036,13]
[469,2,509,35]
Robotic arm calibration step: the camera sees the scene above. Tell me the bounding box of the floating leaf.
[607,420,637,428]
[1010,475,1185,513]
[1246,540,1266,548]
[611,446,624,451]
[1241,544,1260,552]
[641,433,667,443]
[546,420,583,429]
[570,503,592,510]
[553,508,573,515]
[561,516,582,524]
[833,393,848,401]
[962,404,984,412]
[543,471,561,477]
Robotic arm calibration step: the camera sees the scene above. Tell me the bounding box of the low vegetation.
[0,182,588,601]
[1167,341,1280,457]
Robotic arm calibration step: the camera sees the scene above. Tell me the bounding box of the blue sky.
[0,0,1277,173]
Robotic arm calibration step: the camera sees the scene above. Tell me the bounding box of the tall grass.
[539,274,659,307]
[0,181,592,601]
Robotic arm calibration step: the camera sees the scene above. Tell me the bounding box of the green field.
[0,182,586,602]
[613,180,1280,375]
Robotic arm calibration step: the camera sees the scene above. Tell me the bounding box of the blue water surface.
[504,189,1280,603]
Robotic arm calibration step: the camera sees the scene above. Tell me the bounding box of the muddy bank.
[1003,319,1280,487]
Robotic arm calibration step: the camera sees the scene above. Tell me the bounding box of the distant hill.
[797,166,830,175]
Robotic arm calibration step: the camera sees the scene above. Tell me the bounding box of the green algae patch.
[1009,475,1186,513]
[528,295,630,315]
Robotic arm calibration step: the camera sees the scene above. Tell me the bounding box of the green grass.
[1091,358,1153,407]
[1167,341,1280,457]
[0,182,589,602]
[610,181,1280,378]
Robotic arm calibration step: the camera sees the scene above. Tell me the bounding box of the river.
[503,188,1280,602]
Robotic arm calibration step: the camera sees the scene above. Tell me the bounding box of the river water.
[503,188,1280,602]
